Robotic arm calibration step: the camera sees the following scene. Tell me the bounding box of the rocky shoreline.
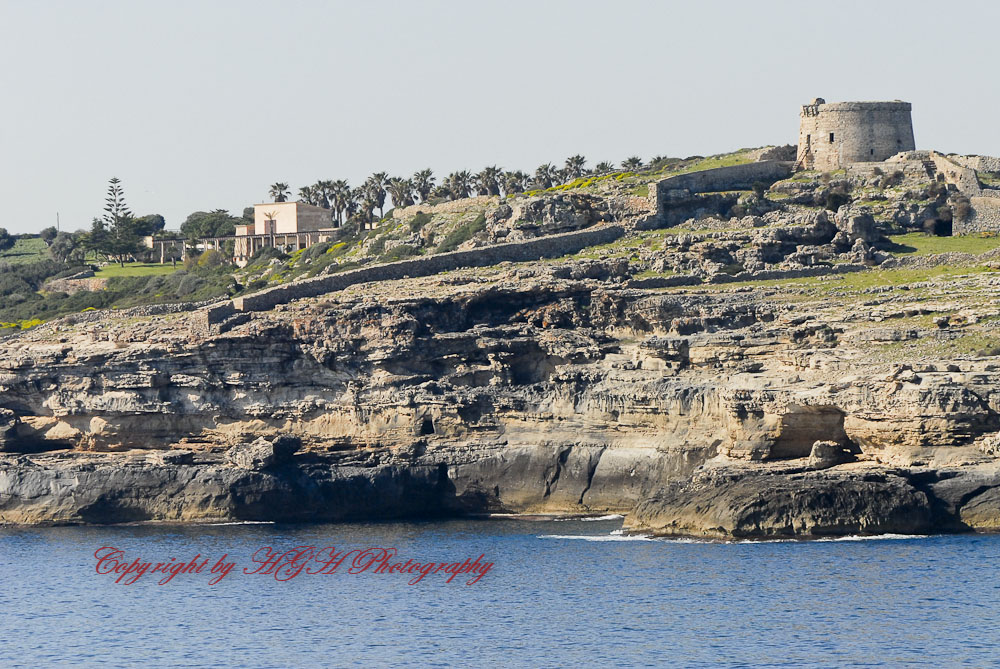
[4,249,1000,537]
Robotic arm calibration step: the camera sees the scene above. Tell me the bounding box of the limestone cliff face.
[3,264,1000,536]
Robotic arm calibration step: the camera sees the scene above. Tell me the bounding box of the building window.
[871,149,874,155]
[829,133,835,143]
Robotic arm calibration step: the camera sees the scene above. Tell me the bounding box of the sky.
[1,0,997,235]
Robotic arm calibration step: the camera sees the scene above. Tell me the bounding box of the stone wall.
[930,152,981,196]
[648,161,794,218]
[392,196,499,220]
[193,224,626,330]
[954,197,1000,235]
[845,160,930,181]
[797,100,915,171]
[652,160,795,195]
[950,155,1000,173]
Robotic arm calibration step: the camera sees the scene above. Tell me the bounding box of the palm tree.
[358,195,376,227]
[412,169,435,202]
[346,186,364,221]
[474,166,503,196]
[269,182,290,202]
[622,156,644,171]
[502,170,529,196]
[387,178,415,209]
[594,161,616,174]
[444,171,472,200]
[564,155,587,178]
[365,172,389,219]
[330,180,351,225]
[298,185,315,204]
[534,163,558,189]
[312,180,335,209]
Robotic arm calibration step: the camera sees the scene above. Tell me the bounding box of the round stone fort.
[796,98,915,171]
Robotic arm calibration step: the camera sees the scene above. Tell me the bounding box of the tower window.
[829,133,835,143]
[871,149,874,155]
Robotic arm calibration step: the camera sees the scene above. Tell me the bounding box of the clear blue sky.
[1,0,997,234]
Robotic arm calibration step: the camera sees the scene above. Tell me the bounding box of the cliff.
[4,253,1000,537]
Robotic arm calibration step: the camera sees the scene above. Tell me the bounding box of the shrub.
[952,196,972,221]
[436,213,487,253]
[247,246,287,267]
[409,212,432,233]
[879,171,904,189]
[198,249,226,268]
[369,236,387,256]
[926,181,948,199]
[379,244,421,262]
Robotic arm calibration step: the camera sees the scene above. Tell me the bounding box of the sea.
[2,517,999,668]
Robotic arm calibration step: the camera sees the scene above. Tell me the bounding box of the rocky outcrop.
[226,436,301,470]
[625,463,937,538]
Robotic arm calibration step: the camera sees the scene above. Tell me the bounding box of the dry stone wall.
[649,161,794,218]
[392,196,499,220]
[950,155,1000,173]
[954,197,1000,235]
[193,224,626,331]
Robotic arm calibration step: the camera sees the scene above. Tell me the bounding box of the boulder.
[226,436,301,470]
[835,210,880,244]
[147,449,195,466]
[808,440,853,470]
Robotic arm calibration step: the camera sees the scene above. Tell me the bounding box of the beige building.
[234,202,336,266]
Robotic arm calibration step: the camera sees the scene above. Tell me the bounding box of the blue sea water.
[2,518,999,668]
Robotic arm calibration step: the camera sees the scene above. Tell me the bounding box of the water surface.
[2,519,998,667]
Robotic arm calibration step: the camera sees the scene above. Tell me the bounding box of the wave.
[811,533,929,542]
[539,530,932,544]
[552,514,625,522]
[538,533,659,542]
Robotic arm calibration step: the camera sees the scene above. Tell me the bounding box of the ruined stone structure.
[796,98,915,171]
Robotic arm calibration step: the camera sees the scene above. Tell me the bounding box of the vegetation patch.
[887,233,1000,256]
[436,213,487,253]
[0,237,48,265]
[93,263,181,278]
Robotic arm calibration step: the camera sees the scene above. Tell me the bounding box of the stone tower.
[796,98,915,171]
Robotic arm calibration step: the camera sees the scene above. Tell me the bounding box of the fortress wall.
[797,102,915,171]
[846,161,929,181]
[930,153,982,196]
[649,161,794,209]
[950,155,1000,173]
[195,224,625,320]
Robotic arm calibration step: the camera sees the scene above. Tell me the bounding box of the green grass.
[887,232,1000,256]
[875,330,1000,361]
[93,263,181,278]
[0,237,48,265]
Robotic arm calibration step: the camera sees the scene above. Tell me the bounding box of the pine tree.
[101,177,141,267]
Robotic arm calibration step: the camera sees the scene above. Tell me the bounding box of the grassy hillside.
[0,237,48,265]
